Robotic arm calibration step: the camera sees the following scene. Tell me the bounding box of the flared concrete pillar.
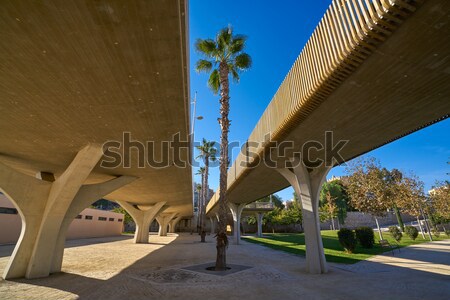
[228,203,246,245]
[0,144,129,279]
[118,201,166,243]
[156,213,177,236]
[255,212,264,237]
[277,160,331,274]
[168,216,182,233]
[50,175,136,273]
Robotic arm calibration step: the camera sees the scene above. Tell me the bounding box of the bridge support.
[51,175,136,273]
[228,203,246,245]
[118,201,166,243]
[0,144,135,279]
[157,213,177,236]
[255,212,264,237]
[168,216,182,233]
[277,161,331,274]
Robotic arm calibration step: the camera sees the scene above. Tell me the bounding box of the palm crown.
[196,138,217,162]
[195,27,252,93]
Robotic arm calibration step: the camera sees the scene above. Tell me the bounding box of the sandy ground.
[0,233,449,300]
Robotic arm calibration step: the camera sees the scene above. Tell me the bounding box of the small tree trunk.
[375,217,383,240]
[393,205,404,232]
[331,217,335,231]
[417,216,425,239]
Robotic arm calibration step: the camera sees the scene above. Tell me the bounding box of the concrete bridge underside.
[0,0,192,279]
[207,0,450,274]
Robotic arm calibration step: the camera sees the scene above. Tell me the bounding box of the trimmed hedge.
[404,226,418,240]
[337,228,357,253]
[388,226,402,242]
[355,227,375,248]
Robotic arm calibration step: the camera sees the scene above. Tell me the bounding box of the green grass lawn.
[242,230,447,264]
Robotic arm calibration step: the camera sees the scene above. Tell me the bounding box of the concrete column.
[228,203,246,245]
[255,212,264,237]
[0,144,119,279]
[50,176,136,273]
[169,216,182,233]
[210,217,216,234]
[118,201,166,243]
[277,160,331,274]
[156,213,177,236]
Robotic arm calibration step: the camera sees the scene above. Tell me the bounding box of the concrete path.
[0,234,448,300]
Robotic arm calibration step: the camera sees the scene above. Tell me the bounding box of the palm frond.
[195,59,213,73]
[229,35,247,54]
[208,69,220,94]
[234,53,252,70]
[195,39,217,57]
[217,27,232,56]
[229,65,240,83]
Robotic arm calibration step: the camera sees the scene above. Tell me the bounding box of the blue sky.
[189,0,449,201]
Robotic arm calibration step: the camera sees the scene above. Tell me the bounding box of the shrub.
[404,226,418,240]
[388,226,402,242]
[337,228,357,253]
[445,229,450,238]
[355,227,375,248]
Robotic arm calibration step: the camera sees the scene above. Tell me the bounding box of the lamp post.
[191,92,203,229]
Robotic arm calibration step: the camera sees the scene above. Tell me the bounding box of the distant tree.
[346,157,390,239]
[112,206,133,228]
[196,139,217,242]
[320,181,347,229]
[381,168,405,231]
[429,180,450,220]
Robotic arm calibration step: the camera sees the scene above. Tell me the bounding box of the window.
[118,218,123,222]
[98,217,107,221]
[109,218,114,221]
[85,215,93,220]
[0,207,18,214]
[75,215,82,219]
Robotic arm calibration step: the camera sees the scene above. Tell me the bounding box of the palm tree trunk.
[216,61,230,270]
[201,158,209,242]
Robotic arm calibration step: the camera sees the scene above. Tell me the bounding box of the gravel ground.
[0,233,449,300]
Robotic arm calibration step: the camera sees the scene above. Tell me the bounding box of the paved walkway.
[0,234,449,300]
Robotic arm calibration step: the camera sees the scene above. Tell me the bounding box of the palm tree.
[195,167,205,234]
[196,139,217,242]
[195,26,251,269]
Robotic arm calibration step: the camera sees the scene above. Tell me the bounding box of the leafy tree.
[196,139,217,242]
[381,168,405,231]
[320,181,347,229]
[112,207,133,227]
[429,180,450,220]
[346,157,390,239]
[195,26,251,270]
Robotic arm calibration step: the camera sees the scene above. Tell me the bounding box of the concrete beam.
[277,159,330,274]
[118,201,166,243]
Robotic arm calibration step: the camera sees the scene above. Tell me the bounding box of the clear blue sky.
[189,0,449,201]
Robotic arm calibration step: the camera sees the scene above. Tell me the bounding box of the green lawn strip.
[242,230,446,264]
